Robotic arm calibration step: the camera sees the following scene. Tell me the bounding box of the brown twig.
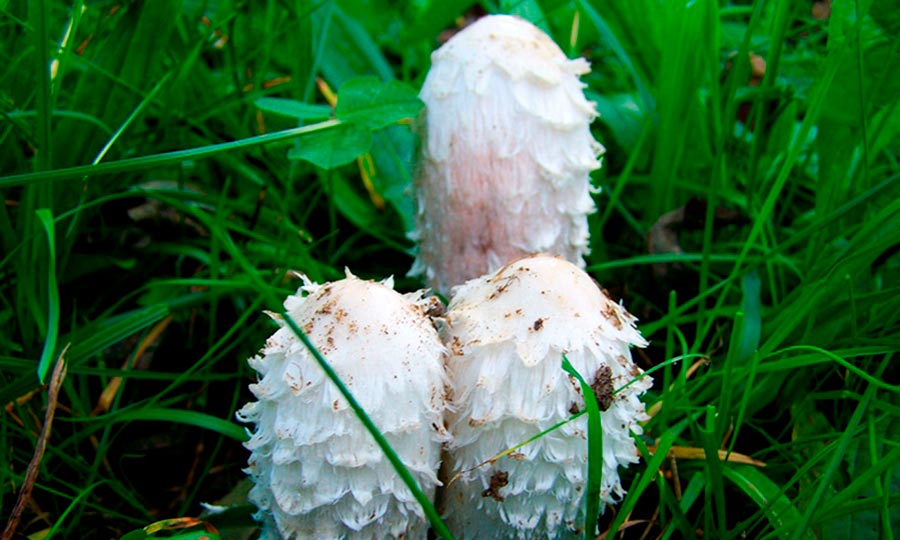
[2,346,68,540]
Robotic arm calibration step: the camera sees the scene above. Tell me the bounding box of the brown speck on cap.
[591,365,614,411]
[482,470,509,501]
[601,301,624,330]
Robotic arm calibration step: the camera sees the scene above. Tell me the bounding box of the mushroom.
[439,254,651,539]
[409,15,604,296]
[237,272,449,539]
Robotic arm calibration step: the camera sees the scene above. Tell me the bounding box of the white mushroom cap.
[237,272,449,540]
[440,255,651,539]
[410,15,604,296]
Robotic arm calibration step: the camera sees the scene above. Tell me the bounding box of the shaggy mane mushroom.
[410,14,604,297]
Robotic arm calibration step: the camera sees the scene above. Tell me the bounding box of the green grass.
[1,0,899,539]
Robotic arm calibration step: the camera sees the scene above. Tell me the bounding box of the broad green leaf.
[287,122,372,169]
[335,77,423,130]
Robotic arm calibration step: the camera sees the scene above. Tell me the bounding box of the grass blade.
[90,408,248,443]
[0,120,341,188]
[723,466,816,540]
[561,355,603,540]
[35,209,59,383]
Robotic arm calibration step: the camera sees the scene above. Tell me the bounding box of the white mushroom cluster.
[237,273,449,540]
[410,14,604,296]
[239,14,653,540]
[237,256,651,540]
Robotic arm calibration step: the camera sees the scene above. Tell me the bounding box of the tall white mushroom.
[237,272,449,540]
[440,254,651,539]
[410,15,604,296]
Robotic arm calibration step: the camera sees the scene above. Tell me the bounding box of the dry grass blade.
[648,444,766,467]
[2,346,68,540]
[92,315,173,414]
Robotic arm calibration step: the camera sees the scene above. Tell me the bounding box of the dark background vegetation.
[1,0,898,539]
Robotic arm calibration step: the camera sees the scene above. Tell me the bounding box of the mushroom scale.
[440,255,652,540]
[410,14,604,296]
[237,273,450,540]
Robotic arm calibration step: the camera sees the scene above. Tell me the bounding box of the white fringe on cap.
[237,272,450,540]
[440,255,651,539]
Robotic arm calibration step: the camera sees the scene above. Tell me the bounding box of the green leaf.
[335,76,423,130]
[288,122,372,169]
[255,98,333,120]
[35,209,59,384]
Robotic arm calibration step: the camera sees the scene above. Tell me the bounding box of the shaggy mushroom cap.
[237,273,449,540]
[410,14,604,296]
[440,255,651,540]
